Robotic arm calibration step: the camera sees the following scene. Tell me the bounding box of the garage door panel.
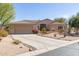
[14,24,33,34]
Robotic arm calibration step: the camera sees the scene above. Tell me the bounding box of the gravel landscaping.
[0,36,35,56]
[38,32,79,41]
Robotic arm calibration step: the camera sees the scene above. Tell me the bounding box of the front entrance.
[39,24,47,30]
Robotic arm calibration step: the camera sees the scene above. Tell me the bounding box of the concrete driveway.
[10,34,79,56]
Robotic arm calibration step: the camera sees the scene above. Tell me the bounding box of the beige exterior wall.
[49,24,67,32]
[9,20,67,34]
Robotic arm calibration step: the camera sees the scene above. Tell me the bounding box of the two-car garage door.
[10,24,33,34]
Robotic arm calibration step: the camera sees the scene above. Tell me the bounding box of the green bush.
[12,40,21,45]
[58,29,64,34]
[41,28,47,34]
[0,29,8,37]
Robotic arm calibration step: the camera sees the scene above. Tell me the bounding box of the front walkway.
[10,34,79,56]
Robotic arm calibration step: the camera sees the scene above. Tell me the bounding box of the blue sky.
[13,3,79,21]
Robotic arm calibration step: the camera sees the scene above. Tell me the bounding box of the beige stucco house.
[9,19,67,34]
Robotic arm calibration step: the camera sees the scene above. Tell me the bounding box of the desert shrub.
[54,34,56,37]
[58,29,64,34]
[41,27,47,34]
[0,29,8,37]
[29,48,33,51]
[12,40,21,45]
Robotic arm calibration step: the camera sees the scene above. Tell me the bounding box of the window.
[58,26,63,30]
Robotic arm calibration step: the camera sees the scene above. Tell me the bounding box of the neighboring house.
[9,19,67,34]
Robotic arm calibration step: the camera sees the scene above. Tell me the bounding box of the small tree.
[68,13,79,34]
[0,3,15,39]
[68,17,73,34]
[54,18,65,23]
[0,3,15,28]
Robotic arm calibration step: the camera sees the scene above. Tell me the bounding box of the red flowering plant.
[32,29,38,34]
